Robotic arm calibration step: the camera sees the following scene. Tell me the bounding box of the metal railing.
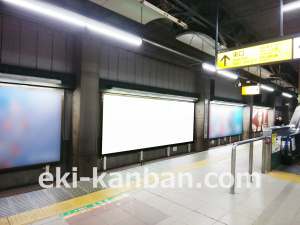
[230,136,270,194]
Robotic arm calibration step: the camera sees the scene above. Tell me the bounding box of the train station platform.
[1,0,300,225]
[1,142,300,225]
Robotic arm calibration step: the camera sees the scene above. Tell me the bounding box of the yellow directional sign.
[217,39,293,69]
[242,86,260,95]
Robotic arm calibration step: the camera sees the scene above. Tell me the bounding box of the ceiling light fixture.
[260,84,274,92]
[109,88,198,102]
[0,73,61,85]
[3,0,86,26]
[210,100,245,107]
[253,105,270,110]
[282,92,293,98]
[283,1,300,11]
[202,63,238,79]
[202,63,216,72]
[2,0,142,46]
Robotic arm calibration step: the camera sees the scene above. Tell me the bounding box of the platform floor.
[279,164,300,175]
[2,142,300,225]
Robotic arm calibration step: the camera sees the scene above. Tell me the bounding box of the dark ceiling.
[3,0,299,91]
[146,0,300,89]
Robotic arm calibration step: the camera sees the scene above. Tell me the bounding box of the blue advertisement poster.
[0,84,62,169]
[209,104,243,139]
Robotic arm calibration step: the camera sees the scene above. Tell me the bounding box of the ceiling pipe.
[137,0,188,29]
[280,0,283,37]
[142,38,203,63]
[215,0,219,68]
[218,4,260,42]
[223,6,278,25]
[171,0,215,27]
[169,0,242,45]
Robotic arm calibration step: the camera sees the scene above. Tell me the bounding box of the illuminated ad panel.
[242,86,261,95]
[209,104,243,139]
[294,37,300,59]
[102,94,195,154]
[252,108,268,132]
[217,39,293,69]
[0,84,62,170]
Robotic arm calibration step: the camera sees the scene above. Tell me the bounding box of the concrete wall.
[213,77,242,100]
[0,15,74,73]
[0,13,198,189]
[97,42,196,92]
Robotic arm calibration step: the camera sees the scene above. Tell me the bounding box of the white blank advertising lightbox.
[102,94,195,154]
[294,37,300,59]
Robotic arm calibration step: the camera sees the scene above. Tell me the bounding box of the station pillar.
[194,73,211,151]
[242,95,253,140]
[72,37,100,178]
[267,93,276,127]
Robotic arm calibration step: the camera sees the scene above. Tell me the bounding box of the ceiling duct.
[137,0,188,29]
[270,73,290,78]
[89,0,188,29]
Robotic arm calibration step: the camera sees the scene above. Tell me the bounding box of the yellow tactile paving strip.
[0,218,10,225]
[267,171,300,184]
[2,146,251,225]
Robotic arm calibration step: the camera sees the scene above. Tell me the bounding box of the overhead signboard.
[217,39,293,69]
[242,86,261,95]
[294,37,300,59]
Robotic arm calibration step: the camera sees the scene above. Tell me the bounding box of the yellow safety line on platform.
[3,146,253,225]
[0,218,10,225]
[267,171,300,184]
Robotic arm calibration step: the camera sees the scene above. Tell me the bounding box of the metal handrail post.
[262,140,266,174]
[230,143,237,194]
[249,142,253,182]
[230,136,268,194]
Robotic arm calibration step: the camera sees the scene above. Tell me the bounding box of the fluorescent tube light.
[110,88,198,102]
[87,21,142,46]
[282,92,293,98]
[202,63,216,72]
[283,1,300,11]
[217,70,238,80]
[210,100,245,107]
[260,84,274,92]
[253,105,270,110]
[2,0,142,46]
[3,0,86,27]
[0,73,61,85]
[202,63,238,79]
